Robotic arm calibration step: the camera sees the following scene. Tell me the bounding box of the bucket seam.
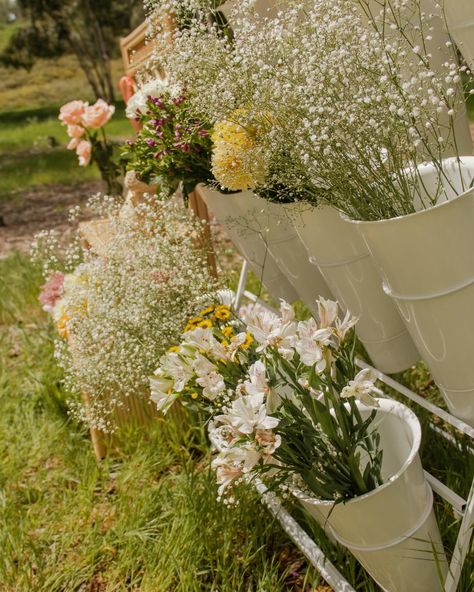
[383,276,474,302]
[315,252,370,268]
[360,328,412,345]
[329,484,433,552]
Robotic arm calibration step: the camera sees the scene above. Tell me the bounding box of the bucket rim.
[345,156,474,228]
[292,399,421,508]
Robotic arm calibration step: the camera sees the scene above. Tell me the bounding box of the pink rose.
[81,99,115,129]
[76,140,92,166]
[66,125,85,150]
[67,124,85,139]
[39,272,65,313]
[59,100,87,125]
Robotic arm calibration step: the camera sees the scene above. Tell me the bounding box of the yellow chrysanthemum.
[222,325,234,339]
[213,305,231,321]
[241,332,254,350]
[197,318,213,329]
[199,304,216,317]
[211,110,270,191]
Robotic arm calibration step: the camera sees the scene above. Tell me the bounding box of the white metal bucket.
[287,203,419,374]
[294,400,447,592]
[351,157,474,426]
[234,193,333,314]
[445,0,474,73]
[199,186,299,304]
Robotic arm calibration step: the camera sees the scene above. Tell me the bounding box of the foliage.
[0,0,145,100]
[122,92,213,198]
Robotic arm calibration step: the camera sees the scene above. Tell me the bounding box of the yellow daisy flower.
[222,325,234,339]
[214,305,231,321]
[198,318,213,329]
[199,304,217,317]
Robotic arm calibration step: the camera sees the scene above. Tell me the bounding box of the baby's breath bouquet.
[32,195,219,432]
[152,296,384,504]
[153,0,473,218]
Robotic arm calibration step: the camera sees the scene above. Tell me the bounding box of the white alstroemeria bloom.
[279,299,295,324]
[245,305,296,360]
[196,370,225,400]
[295,318,333,370]
[150,375,179,414]
[212,446,261,496]
[317,297,339,328]
[220,395,279,435]
[243,360,270,406]
[183,327,227,360]
[335,309,358,342]
[193,352,217,377]
[227,331,247,361]
[340,368,381,407]
[160,351,193,392]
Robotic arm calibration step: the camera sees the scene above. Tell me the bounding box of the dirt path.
[0,181,103,257]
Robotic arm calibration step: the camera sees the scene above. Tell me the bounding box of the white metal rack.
[233,259,474,592]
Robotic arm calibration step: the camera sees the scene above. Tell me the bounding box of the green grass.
[0,104,132,200]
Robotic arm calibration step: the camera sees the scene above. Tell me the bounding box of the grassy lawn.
[0,104,132,201]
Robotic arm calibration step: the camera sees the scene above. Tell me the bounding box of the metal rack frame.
[233,259,474,592]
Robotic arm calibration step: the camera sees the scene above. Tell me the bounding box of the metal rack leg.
[444,478,474,592]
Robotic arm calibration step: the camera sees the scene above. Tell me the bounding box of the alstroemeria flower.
[317,297,339,328]
[211,446,261,496]
[243,360,271,406]
[183,327,227,360]
[340,368,381,407]
[196,370,225,400]
[160,351,193,392]
[219,395,279,435]
[150,375,179,413]
[295,318,333,370]
[245,302,296,360]
[335,309,358,342]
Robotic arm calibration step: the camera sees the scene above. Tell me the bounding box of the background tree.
[0,0,145,101]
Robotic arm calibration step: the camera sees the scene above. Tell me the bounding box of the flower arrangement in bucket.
[152,0,474,424]
[151,296,447,591]
[59,99,122,195]
[32,195,219,435]
[122,89,213,200]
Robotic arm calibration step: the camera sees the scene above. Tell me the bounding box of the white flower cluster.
[34,196,219,432]
[149,0,470,218]
[152,295,381,501]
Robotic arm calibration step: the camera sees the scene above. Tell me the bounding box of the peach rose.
[66,125,85,150]
[67,124,85,138]
[76,140,92,167]
[59,100,87,125]
[81,99,115,129]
